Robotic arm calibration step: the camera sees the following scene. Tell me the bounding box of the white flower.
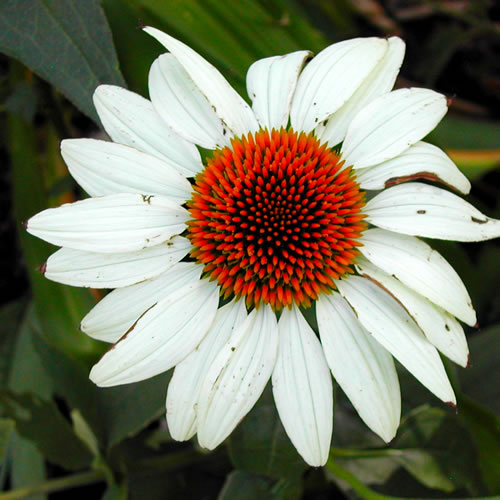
[27,27,500,467]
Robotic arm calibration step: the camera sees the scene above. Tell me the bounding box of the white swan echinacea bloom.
[26,27,500,467]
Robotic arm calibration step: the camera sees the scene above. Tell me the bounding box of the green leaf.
[460,324,500,414]
[429,240,496,323]
[0,0,126,121]
[255,0,336,48]
[102,0,164,96]
[474,246,500,322]
[98,371,172,450]
[8,79,101,365]
[227,385,308,479]
[7,431,46,500]
[1,303,50,496]
[0,300,26,388]
[332,447,456,493]
[218,471,303,500]
[218,472,275,500]
[457,396,500,495]
[331,392,385,449]
[31,333,106,444]
[333,454,399,487]
[105,0,327,98]
[0,419,15,466]
[428,115,500,176]
[333,404,486,495]
[392,405,485,494]
[334,446,459,492]
[0,392,92,471]
[385,449,455,492]
[7,304,52,398]
[102,482,128,500]
[32,331,172,450]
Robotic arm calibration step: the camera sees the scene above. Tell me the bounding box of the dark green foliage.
[0,0,126,121]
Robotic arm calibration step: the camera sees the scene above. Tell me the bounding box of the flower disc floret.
[187,128,367,309]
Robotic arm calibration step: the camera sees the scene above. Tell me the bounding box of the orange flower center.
[187,128,366,310]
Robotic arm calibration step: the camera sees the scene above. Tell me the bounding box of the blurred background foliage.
[0,0,499,498]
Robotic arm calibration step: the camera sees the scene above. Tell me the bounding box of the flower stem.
[326,457,403,500]
[0,448,222,499]
[326,454,498,500]
[331,447,397,459]
[0,469,105,500]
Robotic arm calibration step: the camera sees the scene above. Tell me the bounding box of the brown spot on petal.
[385,172,461,193]
[362,274,408,313]
[471,216,488,224]
[361,274,432,337]
[105,302,157,356]
[39,262,47,274]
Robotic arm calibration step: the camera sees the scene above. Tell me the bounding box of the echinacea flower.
[27,27,500,467]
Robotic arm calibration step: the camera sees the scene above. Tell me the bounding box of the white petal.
[149,54,229,149]
[356,142,471,194]
[246,51,311,131]
[365,182,500,241]
[81,262,202,343]
[341,88,448,169]
[317,293,400,442]
[166,300,248,441]
[355,258,469,367]
[197,306,278,449]
[317,37,405,147]
[290,37,388,133]
[44,236,191,289]
[272,306,332,466]
[61,139,192,204]
[93,85,202,177]
[359,228,475,325]
[89,277,219,387]
[144,27,258,138]
[336,276,456,405]
[26,193,188,253]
